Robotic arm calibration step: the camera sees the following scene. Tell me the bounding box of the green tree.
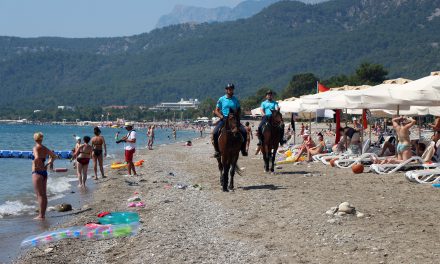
[241,87,273,111]
[355,62,388,85]
[280,73,319,99]
[197,98,216,117]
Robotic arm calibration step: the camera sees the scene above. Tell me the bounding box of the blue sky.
[0,0,243,38]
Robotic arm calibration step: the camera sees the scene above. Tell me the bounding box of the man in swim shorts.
[123,122,137,176]
[32,132,57,220]
[392,116,416,161]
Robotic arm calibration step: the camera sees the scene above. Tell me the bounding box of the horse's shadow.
[276,171,316,175]
[239,184,286,191]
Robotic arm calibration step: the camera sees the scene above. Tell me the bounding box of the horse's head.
[226,110,239,135]
[270,109,283,127]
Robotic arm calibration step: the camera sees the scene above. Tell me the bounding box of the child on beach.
[32,132,57,220]
[74,136,92,188]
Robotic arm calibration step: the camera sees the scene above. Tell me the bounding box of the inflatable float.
[111,160,144,170]
[0,150,72,159]
[21,212,140,248]
[276,155,306,165]
[53,168,68,173]
[20,222,139,248]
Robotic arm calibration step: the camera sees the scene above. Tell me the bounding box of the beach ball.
[352,164,364,174]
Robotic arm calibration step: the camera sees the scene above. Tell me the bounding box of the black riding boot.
[213,134,220,158]
[257,127,263,146]
[279,124,286,146]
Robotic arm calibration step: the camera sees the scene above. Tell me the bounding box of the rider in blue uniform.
[257,90,286,146]
[212,83,248,158]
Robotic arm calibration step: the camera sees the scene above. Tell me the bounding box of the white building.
[58,106,75,111]
[149,98,200,111]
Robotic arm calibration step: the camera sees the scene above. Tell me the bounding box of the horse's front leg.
[217,157,223,186]
[263,147,270,172]
[229,156,239,191]
[271,147,278,173]
[222,163,230,192]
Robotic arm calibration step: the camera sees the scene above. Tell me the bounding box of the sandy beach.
[14,131,440,264]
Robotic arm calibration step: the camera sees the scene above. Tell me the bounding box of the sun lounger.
[334,153,382,168]
[370,156,440,174]
[405,168,440,183]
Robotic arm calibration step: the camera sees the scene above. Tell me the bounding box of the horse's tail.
[235,163,243,176]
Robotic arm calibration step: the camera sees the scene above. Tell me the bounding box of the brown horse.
[216,111,243,192]
[261,109,283,172]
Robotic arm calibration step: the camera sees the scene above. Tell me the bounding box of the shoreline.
[13,131,440,263]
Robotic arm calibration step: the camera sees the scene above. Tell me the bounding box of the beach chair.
[370,156,440,174]
[334,152,382,168]
[405,168,440,183]
[317,139,372,165]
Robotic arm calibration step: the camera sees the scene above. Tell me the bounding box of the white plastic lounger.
[405,169,440,183]
[334,153,380,168]
[370,157,439,174]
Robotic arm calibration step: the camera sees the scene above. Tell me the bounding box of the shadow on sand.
[239,184,286,191]
[276,171,318,175]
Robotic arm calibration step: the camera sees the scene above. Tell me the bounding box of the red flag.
[318,82,330,93]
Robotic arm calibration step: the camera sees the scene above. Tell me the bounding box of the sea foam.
[0,200,35,218]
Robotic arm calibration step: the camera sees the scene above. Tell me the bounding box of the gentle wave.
[0,200,36,218]
[46,176,76,195]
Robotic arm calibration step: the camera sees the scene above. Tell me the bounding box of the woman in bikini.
[75,136,93,188]
[32,132,57,220]
[306,132,326,161]
[91,127,107,180]
[294,130,315,162]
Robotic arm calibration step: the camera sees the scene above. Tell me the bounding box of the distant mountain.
[156,0,328,28]
[0,0,439,108]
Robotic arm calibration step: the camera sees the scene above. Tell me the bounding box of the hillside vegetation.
[0,0,439,108]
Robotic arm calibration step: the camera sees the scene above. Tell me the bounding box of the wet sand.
[14,132,440,264]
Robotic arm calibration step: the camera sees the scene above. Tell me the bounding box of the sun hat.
[75,136,81,141]
[124,122,133,127]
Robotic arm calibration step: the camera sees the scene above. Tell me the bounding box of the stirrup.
[213,151,220,158]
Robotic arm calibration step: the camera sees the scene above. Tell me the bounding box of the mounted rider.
[212,83,248,158]
[257,90,286,146]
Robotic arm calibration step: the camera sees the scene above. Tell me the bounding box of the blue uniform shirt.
[260,100,279,116]
[216,95,240,117]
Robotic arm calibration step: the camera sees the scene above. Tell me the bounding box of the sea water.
[0,124,198,262]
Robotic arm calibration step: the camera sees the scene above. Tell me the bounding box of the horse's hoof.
[228,186,234,191]
[222,188,229,192]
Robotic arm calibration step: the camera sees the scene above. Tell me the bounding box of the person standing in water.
[91,127,107,180]
[32,132,57,220]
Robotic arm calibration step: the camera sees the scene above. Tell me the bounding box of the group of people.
[72,127,108,187]
[31,123,138,220]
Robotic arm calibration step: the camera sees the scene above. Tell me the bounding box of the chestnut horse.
[261,109,283,172]
[216,111,243,192]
